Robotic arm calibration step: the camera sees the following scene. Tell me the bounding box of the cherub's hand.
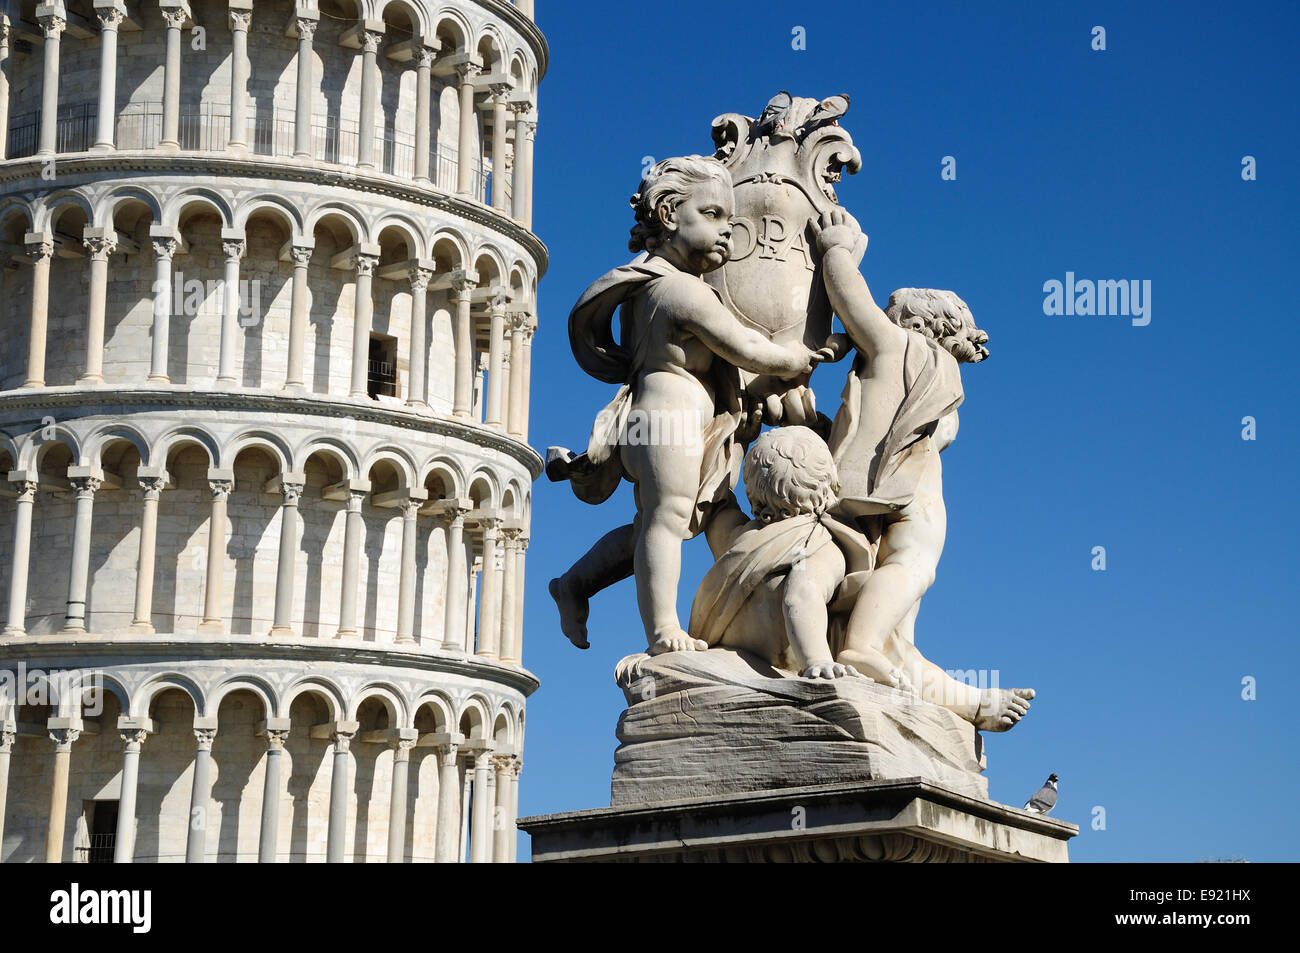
[810,209,866,260]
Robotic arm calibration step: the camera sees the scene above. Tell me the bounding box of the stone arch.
[95,186,164,230]
[154,426,219,468]
[83,422,153,469]
[0,198,35,237]
[419,455,465,499]
[377,0,426,38]
[220,430,292,473]
[207,677,277,720]
[134,673,206,719]
[411,692,454,732]
[361,446,419,491]
[428,229,469,270]
[457,695,491,741]
[430,8,472,53]
[281,678,345,723]
[22,426,81,472]
[466,467,500,510]
[33,190,95,234]
[163,189,234,231]
[491,709,512,749]
[234,194,306,242]
[348,683,408,726]
[294,436,360,480]
[475,24,507,74]
[471,244,507,285]
[372,215,426,260]
[305,203,365,248]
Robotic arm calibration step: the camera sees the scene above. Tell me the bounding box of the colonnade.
[13,225,536,440]
[0,713,520,863]
[1,465,529,661]
[0,3,537,226]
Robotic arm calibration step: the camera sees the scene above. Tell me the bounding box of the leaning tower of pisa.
[0,0,543,863]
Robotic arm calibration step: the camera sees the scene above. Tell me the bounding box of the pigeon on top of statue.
[1024,774,1059,814]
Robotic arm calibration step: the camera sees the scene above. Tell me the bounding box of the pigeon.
[1024,773,1059,814]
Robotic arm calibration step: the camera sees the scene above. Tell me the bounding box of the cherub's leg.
[623,443,708,654]
[837,498,945,684]
[549,523,635,649]
[784,571,856,679]
[889,626,1036,731]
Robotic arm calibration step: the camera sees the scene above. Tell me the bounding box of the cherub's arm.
[704,492,750,560]
[668,278,819,379]
[811,211,909,359]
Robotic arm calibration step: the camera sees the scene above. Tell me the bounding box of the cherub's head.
[629,155,734,275]
[885,288,990,363]
[743,426,840,524]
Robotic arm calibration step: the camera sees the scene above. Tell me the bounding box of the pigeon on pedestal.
[1024,773,1059,814]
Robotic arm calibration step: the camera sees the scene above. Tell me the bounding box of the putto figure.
[549,156,825,655]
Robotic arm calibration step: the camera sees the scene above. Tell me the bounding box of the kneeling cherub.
[689,426,873,679]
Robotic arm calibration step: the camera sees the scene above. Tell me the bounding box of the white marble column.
[3,477,37,636]
[498,527,520,664]
[93,3,126,151]
[80,228,118,385]
[62,472,102,633]
[484,300,506,428]
[216,236,245,385]
[129,472,167,633]
[36,10,65,158]
[356,28,383,169]
[198,475,232,634]
[506,312,528,437]
[0,22,11,160]
[291,15,318,157]
[450,278,475,418]
[520,319,536,440]
[159,3,189,151]
[438,502,469,651]
[257,726,288,862]
[511,107,536,227]
[22,236,54,388]
[185,724,216,862]
[491,754,512,863]
[489,86,511,211]
[395,498,420,645]
[148,234,178,382]
[406,265,431,408]
[0,729,13,850]
[511,536,527,665]
[113,726,150,863]
[326,726,355,863]
[269,478,304,637]
[468,748,493,863]
[336,485,367,638]
[349,252,378,397]
[518,0,534,19]
[386,732,416,863]
[413,45,434,183]
[455,63,480,196]
[433,738,461,863]
[474,518,501,658]
[45,723,80,862]
[284,244,313,389]
[227,7,252,152]
[508,758,521,862]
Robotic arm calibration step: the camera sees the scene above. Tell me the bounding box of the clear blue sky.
[515,0,1298,861]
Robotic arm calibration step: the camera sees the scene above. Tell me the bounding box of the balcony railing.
[6,102,490,200]
[74,833,116,864]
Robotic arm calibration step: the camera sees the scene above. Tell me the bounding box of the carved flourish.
[290,245,313,267]
[281,482,304,506]
[416,47,436,70]
[70,476,102,500]
[437,742,459,766]
[39,16,66,40]
[455,62,481,84]
[49,728,81,750]
[25,240,54,264]
[83,235,118,261]
[152,237,179,261]
[229,11,252,32]
[265,729,290,751]
[330,730,354,752]
[139,476,166,500]
[194,728,217,752]
[97,9,126,30]
[401,498,422,519]
[353,253,378,277]
[449,277,476,301]
[161,9,189,31]
[295,18,318,43]
[361,30,383,55]
[208,479,234,502]
[222,239,246,262]
[410,267,433,293]
[120,729,149,752]
[13,480,39,504]
[393,737,418,753]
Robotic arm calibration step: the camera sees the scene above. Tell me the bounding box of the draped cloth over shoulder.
[828,334,965,515]
[689,513,876,649]
[563,254,747,536]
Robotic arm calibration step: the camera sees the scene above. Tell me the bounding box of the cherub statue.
[548,156,827,656]
[689,425,871,678]
[812,208,1034,730]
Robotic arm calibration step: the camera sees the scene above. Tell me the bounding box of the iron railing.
[74,833,116,864]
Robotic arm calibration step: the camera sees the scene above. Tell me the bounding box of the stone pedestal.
[521,778,1077,863]
[519,648,1076,863]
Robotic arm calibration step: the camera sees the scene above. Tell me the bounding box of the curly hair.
[628,155,733,254]
[743,426,840,524]
[885,288,990,363]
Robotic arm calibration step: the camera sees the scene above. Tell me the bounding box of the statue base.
[610,648,989,805]
[519,778,1077,862]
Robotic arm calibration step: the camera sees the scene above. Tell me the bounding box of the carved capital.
[194,728,217,752]
[346,488,368,509]
[83,235,117,261]
[290,245,313,268]
[120,729,149,753]
[409,267,433,293]
[415,46,436,70]
[97,8,126,30]
[294,18,317,43]
[506,311,532,335]
[39,16,66,41]
[353,253,378,278]
[12,480,39,504]
[360,29,383,55]
[265,728,290,751]
[501,525,523,546]
[436,742,459,767]
[208,479,233,502]
[491,753,514,774]
[161,8,188,30]
[26,240,54,265]
[152,237,179,261]
[401,498,422,519]
[330,730,354,752]
[228,10,252,32]
[0,729,14,754]
[455,62,480,84]
[222,239,246,263]
[139,476,166,501]
[449,277,476,302]
[69,475,102,500]
[392,737,417,753]
[280,482,305,506]
[49,728,80,750]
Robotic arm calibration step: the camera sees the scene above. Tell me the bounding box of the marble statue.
[549,92,1034,758]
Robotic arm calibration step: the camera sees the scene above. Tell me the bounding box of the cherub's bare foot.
[836,648,912,692]
[647,629,708,655]
[801,660,860,680]
[973,688,1035,732]
[549,576,590,649]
